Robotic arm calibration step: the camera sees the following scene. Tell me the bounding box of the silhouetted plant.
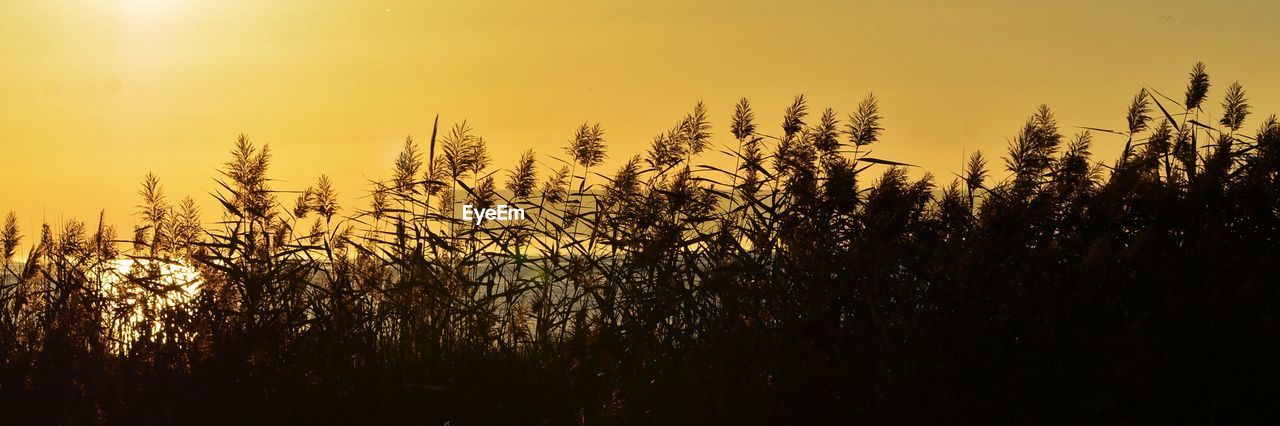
[3,62,1279,425]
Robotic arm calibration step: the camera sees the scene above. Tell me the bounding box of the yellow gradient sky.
[2,0,1279,239]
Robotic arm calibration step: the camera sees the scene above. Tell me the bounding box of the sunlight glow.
[98,258,203,353]
[119,0,184,20]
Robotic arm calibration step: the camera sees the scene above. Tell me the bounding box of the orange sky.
[3,0,1279,242]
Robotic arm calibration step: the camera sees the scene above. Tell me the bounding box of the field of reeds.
[2,63,1278,424]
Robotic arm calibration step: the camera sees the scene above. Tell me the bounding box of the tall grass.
[2,63,1279,424]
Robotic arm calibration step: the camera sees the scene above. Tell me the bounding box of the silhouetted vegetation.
[2,63,1278,424]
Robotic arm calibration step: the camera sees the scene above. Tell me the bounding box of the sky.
[2,0,1279,246]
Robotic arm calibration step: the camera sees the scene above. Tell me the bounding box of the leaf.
[1074,126,1126,136]
[858,157,916,167]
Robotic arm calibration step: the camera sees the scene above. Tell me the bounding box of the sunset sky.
[3,0,1279,240]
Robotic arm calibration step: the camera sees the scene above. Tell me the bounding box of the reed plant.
[1,63,1278,424]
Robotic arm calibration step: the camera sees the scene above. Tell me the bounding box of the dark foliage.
[2,63,1278,424]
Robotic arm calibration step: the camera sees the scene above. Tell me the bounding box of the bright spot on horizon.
[99,258,204,353]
